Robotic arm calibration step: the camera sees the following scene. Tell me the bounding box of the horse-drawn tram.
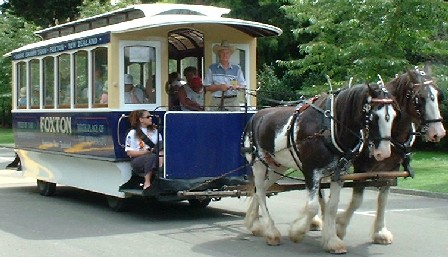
[6,3,282,209]
[6,3,443,219]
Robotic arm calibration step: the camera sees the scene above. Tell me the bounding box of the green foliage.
[281,0,448,88]
[0,11,39,95]
[3,0,84,27]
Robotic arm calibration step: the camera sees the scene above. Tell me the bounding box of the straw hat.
[213,40,235,55]
[124,74,134,85]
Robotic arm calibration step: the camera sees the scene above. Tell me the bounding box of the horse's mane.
[386,71,415,105]
[329,84,377,149]
[334,84,374,127]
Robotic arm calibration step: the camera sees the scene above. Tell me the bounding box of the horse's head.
[406,66,446,142]
[365,83,397,161]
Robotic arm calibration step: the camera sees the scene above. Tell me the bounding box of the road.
[1,147,448,257]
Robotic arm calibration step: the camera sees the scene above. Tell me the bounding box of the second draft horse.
[242,83,397,253]
[333,66,446,244]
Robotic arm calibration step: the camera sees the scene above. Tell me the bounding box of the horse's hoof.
[336,225,347,239]
[250,221,264,237]
[323,237,347,254]
[289,232,305,243]
[309,215,322,231]
[329,248,348,254]
[310,223,322,231]
[372,229,393,245]
[266,235,281,246]
[251,228,263,237]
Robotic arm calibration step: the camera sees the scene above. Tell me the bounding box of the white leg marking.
[372,187,393,244]
[321,182,347,254]
[336,188,364,239]
[289,190,320,243]
[251,162,281,245]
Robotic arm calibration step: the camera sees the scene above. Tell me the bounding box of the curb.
[389,188,448,200]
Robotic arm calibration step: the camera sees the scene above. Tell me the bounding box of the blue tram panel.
[13,112,129,160]
[165,112,251,179]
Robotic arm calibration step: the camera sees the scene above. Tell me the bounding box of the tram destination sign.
[11,33,111,60]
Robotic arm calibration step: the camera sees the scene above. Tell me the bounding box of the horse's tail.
[245,171,255,196]
[241,116,256,196]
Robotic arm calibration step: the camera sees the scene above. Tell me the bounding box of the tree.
[2,0,84,27]
[281,0,448,94]
[0,11,39,95]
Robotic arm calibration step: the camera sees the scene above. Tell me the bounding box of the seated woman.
[125,109,163,190]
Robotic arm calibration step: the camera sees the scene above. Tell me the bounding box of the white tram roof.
[6,3,282,59]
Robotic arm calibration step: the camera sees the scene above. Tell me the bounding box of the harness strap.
[391,124,416,178]
[286,108,303,169]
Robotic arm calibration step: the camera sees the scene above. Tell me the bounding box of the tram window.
[92,18,107,29]
[93,47,108,105]
[75,23,89,33]
[29,59,40,108]
[58,53,71,108]
[74,50,88,107]
[124,46,157,104]
[16,62,27,108]
[43,56,55,108]
[109,14,126,25]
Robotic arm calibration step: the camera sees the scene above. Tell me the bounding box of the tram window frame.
[29,59,41,109]
[74,50,89,108]
[43,56,55,109]
[16,62,27,109]
[120,41,161,108]
[92,47,108,107]
[58,53,71,109]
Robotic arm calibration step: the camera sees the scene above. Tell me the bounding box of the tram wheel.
[188,198,211,208]
[106,196,128,212]
[37,179,56,196]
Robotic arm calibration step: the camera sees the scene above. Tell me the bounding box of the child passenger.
[125,109,163,190]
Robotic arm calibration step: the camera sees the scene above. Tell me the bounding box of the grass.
[397,151,448,194]
[280,151,448,194]
[0,126,446,194]
[0,128,13,145]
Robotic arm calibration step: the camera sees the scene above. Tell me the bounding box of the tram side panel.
[12,112,132,197]
[164,112,251,181]
[13,112,123,159]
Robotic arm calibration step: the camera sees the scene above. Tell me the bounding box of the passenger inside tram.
[165,71,181,110]
[124,74,145,104]
[178,66,205,111]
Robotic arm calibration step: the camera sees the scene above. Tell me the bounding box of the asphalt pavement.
[1,146,448,257]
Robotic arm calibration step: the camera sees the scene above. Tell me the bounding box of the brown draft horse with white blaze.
[329,66,446,245]
[242,83,397,253]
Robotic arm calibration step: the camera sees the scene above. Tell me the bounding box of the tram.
[6,3,282,210]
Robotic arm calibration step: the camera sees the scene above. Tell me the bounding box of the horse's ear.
[366,83,377,98]
[407,68,420,86]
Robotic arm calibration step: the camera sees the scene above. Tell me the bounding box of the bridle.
[407,69,444,134]
[363,89,395,157]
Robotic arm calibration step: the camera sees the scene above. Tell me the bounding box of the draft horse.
[333,66,446,244]
[242,83,397,253]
